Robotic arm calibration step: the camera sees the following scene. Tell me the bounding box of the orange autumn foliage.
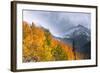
[22,21,76,62]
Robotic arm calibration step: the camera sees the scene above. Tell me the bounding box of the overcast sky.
[23,10,91,37]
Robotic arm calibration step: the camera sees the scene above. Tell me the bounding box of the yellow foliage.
[22,21,76,62]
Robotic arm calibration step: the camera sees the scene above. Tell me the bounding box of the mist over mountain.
[23,10,91,38]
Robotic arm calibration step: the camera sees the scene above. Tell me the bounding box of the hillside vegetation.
[22,21,76,62]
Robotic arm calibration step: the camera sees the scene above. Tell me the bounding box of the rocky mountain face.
[54,24,91,59]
